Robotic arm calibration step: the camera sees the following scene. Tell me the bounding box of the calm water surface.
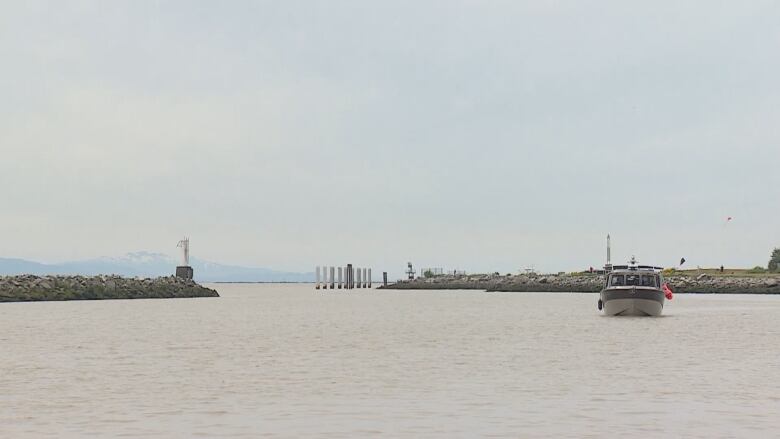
[2,284,779,438]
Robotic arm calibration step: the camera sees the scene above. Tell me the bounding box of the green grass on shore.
[566,268,779,278]
[666,268,778,277]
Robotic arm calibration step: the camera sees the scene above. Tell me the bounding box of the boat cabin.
[606,265,664,289]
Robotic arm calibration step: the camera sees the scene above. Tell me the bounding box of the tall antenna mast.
[607,234,611,265]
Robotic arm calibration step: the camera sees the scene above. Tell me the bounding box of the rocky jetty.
[382,272,780,294]
[0,275,219,303]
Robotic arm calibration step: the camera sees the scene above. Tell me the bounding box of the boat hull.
[600,287,665,316]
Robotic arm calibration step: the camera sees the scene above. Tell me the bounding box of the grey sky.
[2,1,779,277]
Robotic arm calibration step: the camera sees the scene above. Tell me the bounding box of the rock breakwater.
[382,273,780,294]
[0,275,219,303]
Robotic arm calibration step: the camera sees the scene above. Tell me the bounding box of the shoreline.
[381,273,780,294]
[0,275,219,303]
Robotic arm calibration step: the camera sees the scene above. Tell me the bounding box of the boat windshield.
[641,275,658,287]
[609,272,660,287]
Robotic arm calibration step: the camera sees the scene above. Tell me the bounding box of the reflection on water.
[1,284,779,437]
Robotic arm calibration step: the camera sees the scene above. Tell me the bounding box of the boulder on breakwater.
[381,272,780,294]
[0,275,219,303]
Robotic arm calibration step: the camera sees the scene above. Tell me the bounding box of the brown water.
[2,284,779,438]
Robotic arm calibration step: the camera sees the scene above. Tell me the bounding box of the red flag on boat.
[663,283,674,300]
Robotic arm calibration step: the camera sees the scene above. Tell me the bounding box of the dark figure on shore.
[720,265,724,273]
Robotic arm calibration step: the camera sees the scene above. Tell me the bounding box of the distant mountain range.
[0,252,313,283]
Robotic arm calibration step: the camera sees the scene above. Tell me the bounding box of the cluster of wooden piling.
[315,265,372,290]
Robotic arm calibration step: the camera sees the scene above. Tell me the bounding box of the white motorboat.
[598,257,672,316]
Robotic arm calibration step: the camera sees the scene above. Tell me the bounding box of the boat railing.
[610,265,664,271]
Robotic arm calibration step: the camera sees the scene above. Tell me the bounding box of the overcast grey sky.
[2,1,779,276]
